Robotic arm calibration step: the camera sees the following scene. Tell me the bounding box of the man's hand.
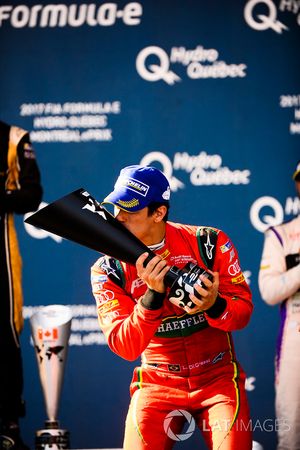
[184,271,219,314]
[136,252,170,293]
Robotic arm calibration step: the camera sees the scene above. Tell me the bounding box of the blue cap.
[103,165,171,212]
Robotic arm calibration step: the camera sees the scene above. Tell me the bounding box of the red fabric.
[91,222,253,373]
[91,221,253,448]
[123,365,252,450]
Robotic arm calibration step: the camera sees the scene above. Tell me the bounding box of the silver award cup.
[30,305,72,450]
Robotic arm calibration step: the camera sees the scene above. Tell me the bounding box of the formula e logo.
[244,0,288,33]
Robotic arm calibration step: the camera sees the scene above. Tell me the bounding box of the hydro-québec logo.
[0,2,143,28]
[244,0,300,33]
[136,45,247,85]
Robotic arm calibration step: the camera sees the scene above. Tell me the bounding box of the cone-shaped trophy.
[30,305,72,450]
[25,188,156,266]
[25,188,212,308]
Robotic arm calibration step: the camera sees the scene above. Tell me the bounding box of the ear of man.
[152,205,168,223]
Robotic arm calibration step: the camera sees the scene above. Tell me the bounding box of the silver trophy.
[30,305,72,450]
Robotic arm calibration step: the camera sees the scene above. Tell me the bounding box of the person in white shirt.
[259,161,300,450]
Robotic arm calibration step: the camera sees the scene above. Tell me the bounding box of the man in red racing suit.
[91,165,253,450]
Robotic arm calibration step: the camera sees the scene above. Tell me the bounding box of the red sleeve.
[91,258,163,361]
[204,230,253,331]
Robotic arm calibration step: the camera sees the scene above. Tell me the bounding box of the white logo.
[250,196,300,232]
[82,197,107,220]
[164,409,195,441]
[244,0,288,33]
[117,176,149,196]
[0,3,143,28]
[253,441,264,450]
[136,45,247,84]
[245,376,256,391]
[250,196,284,232]
[243,270,252,285]
[228,260,241,276]
[24,202,63,242]
[101,262,120,280]
[136,46,180,85]
[140,151,251,190]
[204,234,214,260]
[96,290,114,302]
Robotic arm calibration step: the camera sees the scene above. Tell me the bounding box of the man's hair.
[147,202,170,222]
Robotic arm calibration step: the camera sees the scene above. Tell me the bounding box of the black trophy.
[25,188,212,308]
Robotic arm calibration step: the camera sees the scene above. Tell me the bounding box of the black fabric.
[0,213,24,421]
[205,295,227,319]
[286,253,300,270]
[99,255,125,288]
[0,121,42,422]
[198,227,218,271]
[0,122,43,215]
[141,288,165,310]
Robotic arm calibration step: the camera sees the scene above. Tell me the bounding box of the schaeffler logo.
[244,0,297,33]
[250,195,300,232]
[164,410,195,441]
[140,151,251,190]
[136,45,247,85]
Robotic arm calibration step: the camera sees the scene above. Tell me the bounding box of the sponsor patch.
[162,187,171,200]
[117,176,149,196]
[220,240,232,253]
[98,299,119,314]
[229,249,235,262]
[96,290,115,302]
[92,274,108,283]
[231,274,245,284]
[155,312,208,338]
[212,352,226,364]
[228,259,241,276]
[101,310,120,323]
[168,364,181,372]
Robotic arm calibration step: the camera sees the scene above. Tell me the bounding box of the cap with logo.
[103,165,171,212]
[293,160,300,181]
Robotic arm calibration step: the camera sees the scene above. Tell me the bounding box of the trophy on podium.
[30,305,72,450]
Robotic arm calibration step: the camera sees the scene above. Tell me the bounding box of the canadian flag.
[37,327,58,341]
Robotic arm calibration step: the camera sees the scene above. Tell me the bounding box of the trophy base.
[35,421,70,450]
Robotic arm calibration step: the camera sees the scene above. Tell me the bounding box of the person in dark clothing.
[0,120,43,449]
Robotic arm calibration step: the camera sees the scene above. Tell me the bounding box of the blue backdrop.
[1,1,299,449]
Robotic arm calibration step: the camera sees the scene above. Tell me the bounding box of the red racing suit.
[91,222,253,449]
